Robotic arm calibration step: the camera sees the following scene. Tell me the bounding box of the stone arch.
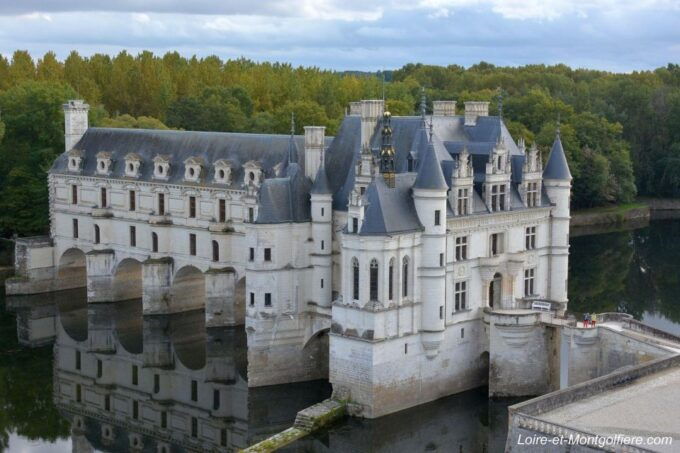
[57,290,88,342]
[170,310,206,370]
[171,265,205,312]
[57,248,87,290]
[302,328,330,378]
[112,258,143,301]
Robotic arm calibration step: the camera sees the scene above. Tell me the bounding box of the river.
[1,219,679,452]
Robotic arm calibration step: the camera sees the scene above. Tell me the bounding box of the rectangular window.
[189,233,196,256]
[220,429,227,447]
[249,292,255,306]
[104,394,111,411]
[457,188,469,215]
[160,411,167,429]
[100,187,107,208]
[97,359,102,378]
[434,209,441,226]
[191,380,198,401]
[526,182,538,207]
[152,232,158,252]
[249,247,254,261]
[219,199,226,222]
[130,225,136,247]
[71,185,78,204]
[189,196,196,218]
[213,389,220,410]
[499,184,506,210]
[321,240,325,250]
[133,401,139,420]
[461,328,465,338]
[455,236,468,261]
[491,185,498,211]
[94,225,100,244]
[129,190,136,211]
[388,264,394,300]
[321,207,325,216]
[525,226,537,250]
[191,417,198,438]
[352,217,358,233]
[76,384,82,403]
[454,281,467,311]
[439,306,444,319]
[158,193,165,215]
[321,278,324,288]
[154,374,160,393]
[264,248,271,262]
[491,184,506,211]
[404,343,408,354]
[75,350,81,370]
[353,262,360,300]
[490,233,503,256]
[524,268,536,296]
[264,293,272,307]
[248,207,254,223]
[132,365,138,386]
[73,218,79,239]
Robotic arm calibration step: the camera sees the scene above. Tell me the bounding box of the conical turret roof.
[543,131,572,180]
[413,141,448,191]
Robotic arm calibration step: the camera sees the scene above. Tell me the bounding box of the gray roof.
[310,158,332,195]
[543,133,572,180]
[414,142,448,191]
[360,174,423,236]
[255,163,311,224]
[51,127,331,188]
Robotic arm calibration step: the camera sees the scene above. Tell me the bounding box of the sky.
[0,0,678,72]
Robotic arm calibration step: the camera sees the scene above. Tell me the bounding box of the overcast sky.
[0,0,678,72]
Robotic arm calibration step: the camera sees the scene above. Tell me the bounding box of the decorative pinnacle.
[556,112,561,136]
[428,118,434,141]
[420,87,426,119]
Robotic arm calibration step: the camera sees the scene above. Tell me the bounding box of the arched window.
[402,256,410,298]
[94,224,100,244]
[151,232,159,253]
[352,258,359,300]
[369,259,379,301]
[212,240,219,262]
[388,258,395,300]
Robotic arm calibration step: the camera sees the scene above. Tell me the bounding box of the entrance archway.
[171,266,205,312]
[489,273,502,308]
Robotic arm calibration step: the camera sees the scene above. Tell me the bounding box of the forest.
[0,50,679,237]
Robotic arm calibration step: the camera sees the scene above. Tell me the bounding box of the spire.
[414,141,448,191]
[311,158,332,195]
[380,111,396,188]
[288,112,297,164]
[420,87,426,120]
[543,128,572,181]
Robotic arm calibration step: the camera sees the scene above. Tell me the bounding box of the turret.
[413,140,448,357]
[543,129,572,308]
[379,111,396,188]
[63,100,89,152]
[311,160,333,308]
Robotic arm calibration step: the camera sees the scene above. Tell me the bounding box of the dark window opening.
[189,196,196,218]
[191,380,198,401]
[130,225,136,247]
[73,218,79,239]
[154,374,160,393]
[158,193,165,215]
[189,233,196,256]
[264,248,271,261]
[219,199,226,222]
[434,209,441,226]
[212,240,219,262]
[249,292,255,306]
[132,365,138,385]
[71,185,78,204]
[369,259,378,300]
[75,350,81,370]
[129,190,136,211]
[94,224,100,244]
[213,389,220,410]
[352,259,359,300]
[264,293,272,307]
[152,232,158,252]
[100,187,107,208]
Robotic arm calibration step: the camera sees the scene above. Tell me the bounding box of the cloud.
[0,1,677,72]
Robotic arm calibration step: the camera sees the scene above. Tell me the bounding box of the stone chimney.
[304,126,326,180]
[360,100,384,150]
[433,100,457,116]
[63,100,89,152]
[349,102,362,116]
[464,101,489,126]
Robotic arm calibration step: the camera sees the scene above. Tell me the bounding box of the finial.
[556,112,561,136]
[429,117,434,141]
[290,111,295,136]
[420,87,426,119]
[382,70,386,105]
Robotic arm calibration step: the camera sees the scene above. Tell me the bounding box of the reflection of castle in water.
[50,294,331,452]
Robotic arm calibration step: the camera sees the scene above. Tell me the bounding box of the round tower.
[543,130,572,311]
[412,141,448,356]
[311,161,333,308]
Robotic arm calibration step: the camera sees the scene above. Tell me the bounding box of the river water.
[1,219,679,452]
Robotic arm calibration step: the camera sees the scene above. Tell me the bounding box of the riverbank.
[570,202,650,228]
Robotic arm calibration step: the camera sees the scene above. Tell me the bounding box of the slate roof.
[543,132,572,180]
[256,163,311,224]
[414,142,448,191]
[51,127,331,188]
[360,174,423,236]
[310,159,332,195]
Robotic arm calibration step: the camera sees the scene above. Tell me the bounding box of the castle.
[8,96,572,418]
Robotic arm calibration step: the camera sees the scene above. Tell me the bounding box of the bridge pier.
[205,268,243,327]
[87,303,117,353]
[142,316,173,368]
[86,249,116,302]
[142,257,173,315]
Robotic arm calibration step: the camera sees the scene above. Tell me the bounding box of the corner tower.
[63,100,89,152]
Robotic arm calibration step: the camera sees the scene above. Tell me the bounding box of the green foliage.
[99,114,170,130]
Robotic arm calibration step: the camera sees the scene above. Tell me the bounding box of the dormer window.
[124,153,141,178]
[214,159,232,184]
[242,161,262,187]
[67,149,83,172]
[96,152,112,175]
[153,155,171,180]
[183,157,204,183]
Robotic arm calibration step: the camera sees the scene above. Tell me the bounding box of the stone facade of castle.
[8,97,572,418]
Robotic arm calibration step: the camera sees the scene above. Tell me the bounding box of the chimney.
[464,101,489,126]
[304,126,326,180]
[433,100,457,116]
[63,100,90,152]
[360,99,384,150]
[349,102,362,116]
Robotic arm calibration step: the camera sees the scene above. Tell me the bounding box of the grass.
[573,202,648,215]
